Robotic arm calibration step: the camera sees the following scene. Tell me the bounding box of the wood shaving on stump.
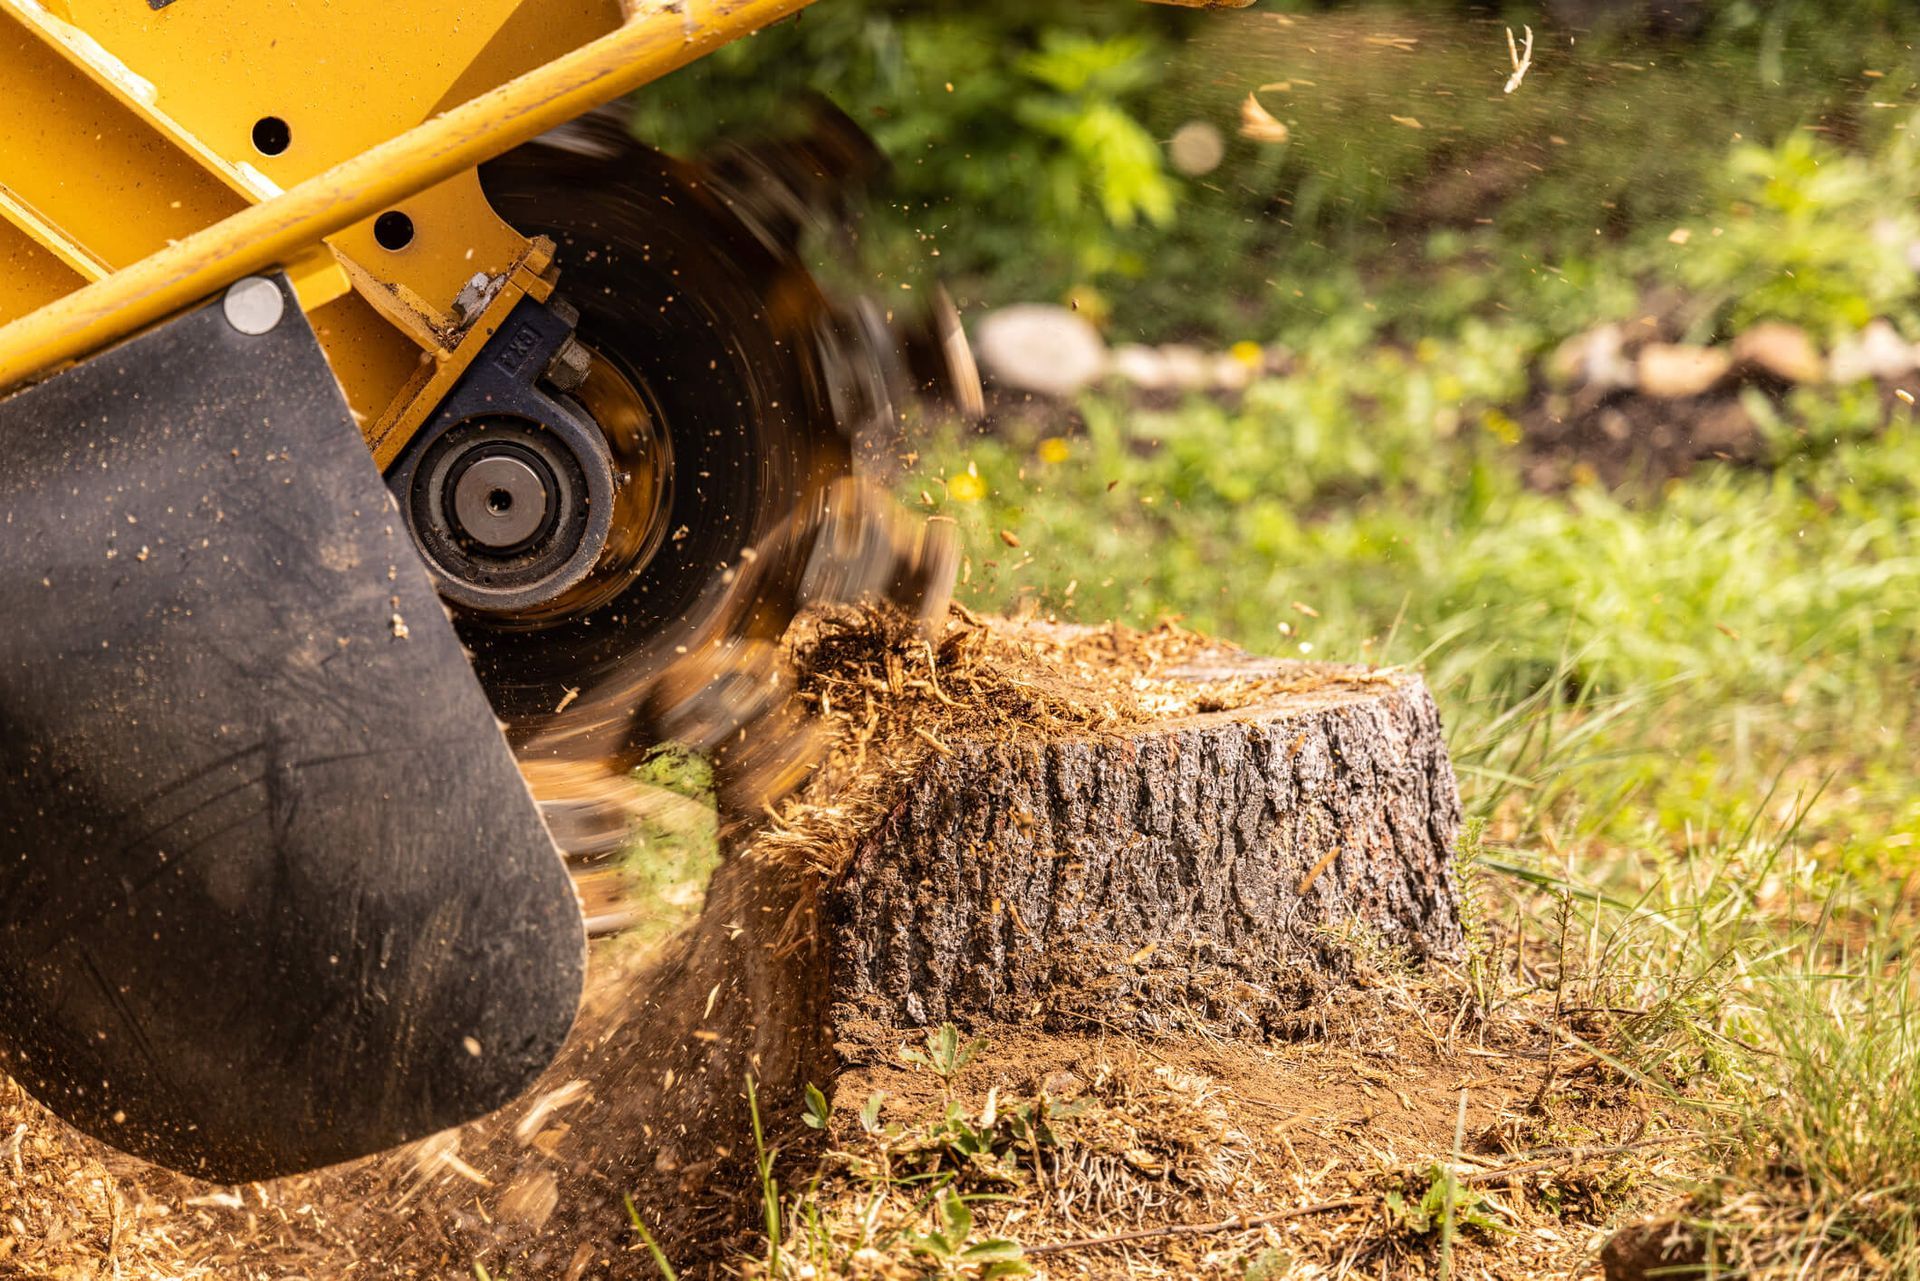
[0,608,1465,1278]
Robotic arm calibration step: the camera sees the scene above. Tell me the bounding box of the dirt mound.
[770,987,1660,1280]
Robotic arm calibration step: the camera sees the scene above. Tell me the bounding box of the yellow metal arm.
[0,0,815,394]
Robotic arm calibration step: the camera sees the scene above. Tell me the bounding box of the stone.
[1636,343,1730,398]
[1828,319,1916,384]
[1548,324,1636,392]
[1157,343,1213,391]
[1730,322,1823,385]
[972,304,1108,398]
[1110,343,1174,390]
[1211,352,1256,392]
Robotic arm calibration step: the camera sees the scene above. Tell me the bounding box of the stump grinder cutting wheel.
[0,0,1236,1185]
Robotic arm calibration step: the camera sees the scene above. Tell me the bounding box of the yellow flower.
[947,472,986,502]
[1229,340,1265,368]
[1037,437,1071,464]
[1481,409,1522,446]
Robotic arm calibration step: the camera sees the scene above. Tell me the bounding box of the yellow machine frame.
[0,0,1243,465]
[0,0,817,463]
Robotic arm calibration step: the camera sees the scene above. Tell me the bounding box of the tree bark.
[828,644,1463,1036]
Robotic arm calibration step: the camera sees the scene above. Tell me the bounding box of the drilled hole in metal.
[374,211,416,251]
[250,116,291,156]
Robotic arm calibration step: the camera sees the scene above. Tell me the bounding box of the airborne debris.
[1168,120,1226,176]
[1239,92,1291,144]
[1297,846,1342,895]
[514,1079,590,1145]
[1504,25,1534,94]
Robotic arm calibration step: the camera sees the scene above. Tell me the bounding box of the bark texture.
[830,652,1463,1034]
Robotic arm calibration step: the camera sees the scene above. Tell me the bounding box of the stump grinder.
[0,0,1242,1184]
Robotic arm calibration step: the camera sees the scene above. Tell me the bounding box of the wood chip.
[1297,847,1342,895]
[1239,92,1291,144]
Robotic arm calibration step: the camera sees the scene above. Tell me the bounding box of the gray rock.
[1636,343,1730,398]
[972,304,1108,398]
[1828,319,1915,384]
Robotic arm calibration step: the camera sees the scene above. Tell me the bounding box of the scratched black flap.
[0,276,584,1181]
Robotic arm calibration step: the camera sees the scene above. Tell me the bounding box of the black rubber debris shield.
[0,275,586,1182]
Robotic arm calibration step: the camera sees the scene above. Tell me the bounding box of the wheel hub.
[451,450,550,550]
[407,415,605,616]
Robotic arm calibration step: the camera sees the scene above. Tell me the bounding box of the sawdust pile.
[0,1076,226,1280]
[755,604,1405,884]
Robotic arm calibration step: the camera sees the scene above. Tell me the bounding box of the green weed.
[901,1024,988,1098]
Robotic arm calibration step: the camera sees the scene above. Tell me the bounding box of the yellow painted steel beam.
[0,0,816,394]
[0,185,108,283]
[0,19,251,287]
[0,219,88,321]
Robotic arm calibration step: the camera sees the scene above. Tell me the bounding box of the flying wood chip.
[1239,92,1291,144]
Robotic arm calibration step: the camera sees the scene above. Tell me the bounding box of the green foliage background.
[631,0,1920,342]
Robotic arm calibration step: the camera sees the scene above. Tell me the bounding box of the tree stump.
[828,637,1463,1036]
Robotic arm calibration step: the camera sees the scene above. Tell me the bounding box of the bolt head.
[544,337,593,394]
[222,277,285,336]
